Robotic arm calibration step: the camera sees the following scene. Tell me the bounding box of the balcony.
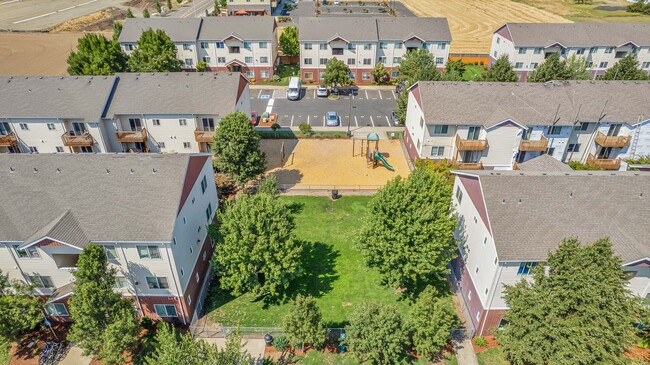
[519,136,549,152]
[454,162,483,170]
[115,128,147,143]
[587,154,621,170]
[61,131,93,147]
[0,132,18,147]
[194,129,215,143]
[455,133,488,151]
[594,132,631,148]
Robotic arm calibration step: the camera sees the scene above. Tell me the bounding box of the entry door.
[129,118,142,131]
[72,122,86,135]
[607,124,621,136]
[231,65,242,72]
[598,147,612,159]
[202,118,215,131]
[0,122,10,135]
[467,126,481,140]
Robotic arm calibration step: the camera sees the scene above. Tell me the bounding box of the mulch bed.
[472,335,500,353]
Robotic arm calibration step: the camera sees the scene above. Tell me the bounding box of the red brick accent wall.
[403,127,419,161]
[478,309,507,336]
[205,66,274,80]
[178,235,215,324]
[451,255,485,333]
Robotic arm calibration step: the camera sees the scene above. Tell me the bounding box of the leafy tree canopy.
[126,8,134,18]
[0,275,43,342]
[371,62,390,85]
[409,286,459,360]
[497,238,642,365]
[357,169,457,291]
[257,174,279,196]
[129,28,183,72]
[346,302,409,365]
[143,8,150,18]
[67,33,128,76]
[212,111,266,185]
[283,294,325,351]
[600,54,649,80]
[479,55,519,82]
[279,26,299,57]
[397,49,441,84]
[442,59,466,81]
[393,81,410,125]
[210,193,303,298]
[527,53,571,82]
[323,57,351,86]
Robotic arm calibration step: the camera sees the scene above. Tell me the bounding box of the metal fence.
[190,326,348,340]
[278,183,383,194]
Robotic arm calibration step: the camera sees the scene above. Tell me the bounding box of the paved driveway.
[251,88,398,128]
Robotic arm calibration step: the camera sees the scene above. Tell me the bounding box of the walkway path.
[454,339,479,365]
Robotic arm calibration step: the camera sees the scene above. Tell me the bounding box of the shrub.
[474,336,488,347]
[271,123,281,131]
[299,122,312,135]
[140,316,155,331]
[273,335,290,351]
[334,133,341,139]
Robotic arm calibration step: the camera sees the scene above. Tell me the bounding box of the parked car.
[331,87,339,96]
[326,112,340,127]
[287,77,301,100]
[251,111,259,126]
[390,111,400,126]
[317,85,329,97]
[395,81,407,95]
[334,0,339,4]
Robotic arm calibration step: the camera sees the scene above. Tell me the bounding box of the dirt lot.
[262,139,410,188]
[400,0,570,54]
[0,32,84,75]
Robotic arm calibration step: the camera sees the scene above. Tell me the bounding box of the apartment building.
[197,17,278,80]
[104,72,250,154]
[403,80,650,170]
[119,17,278,80]
[0,73,251,154]
[298,17,451,84]
[490,23,650,81]
[0,76,117,154]
[226,0,276,16]
[119,18,202,70]
[450,166,650,335]
[0,153,218,324]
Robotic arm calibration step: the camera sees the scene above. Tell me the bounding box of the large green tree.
[442,59,467,81]
[68,244,140,361]
[526,53,591,82]
[112,21,123,42]
[371,62,390,84]
[129,28,183,72]
[497,238,641,365]
[356,169,457,291]
[397,48,441,84]
[210,193,303,298]
[282,294,325,351]
[0,274,43,343]
[479,55,519,82]
[323,57,351,86]
[393,80,410,125]
[409,286,459,360]
[601,54,649,80]
[67,33,128,76]
[346,302,408,365]
[279,26,299,58]
[212,111,266,185]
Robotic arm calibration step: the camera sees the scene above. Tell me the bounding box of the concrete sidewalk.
[454,339,479,365]
[249,84,396,90]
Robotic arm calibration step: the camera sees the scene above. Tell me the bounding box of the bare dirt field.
[400,0,570,54]
[0,32,82,75]
[262,139,410,188]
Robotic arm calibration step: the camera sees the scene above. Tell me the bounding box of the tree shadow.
[285,201,303,215]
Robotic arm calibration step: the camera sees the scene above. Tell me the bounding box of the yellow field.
[400,0,570,54]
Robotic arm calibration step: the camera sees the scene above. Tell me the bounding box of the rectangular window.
[158,142,166,149]
[378,56,386,64]
[46,303,69,316]
[47,123,56,130]
[437,43,446,50]
[146,276,169,290]
[515,62,524,69]
[304,58,312,65]
[229,46,240,54]
[29,275,54,289]
[347,43,355,51]
[29,146,39,153]
[103,245,118,260]
[363,43,372,50]
[605,47,614,54]
[202,56,211,63]
[567,143,581,152]
[200,42,208,49]
[184,59,193,67]
[216,42,224,49]
[433,125,448,135]
[259,42,267,49]
[347,58,355,65]
[530,62,538,69]
[533,47,542,54]
[152,119,160,126]
[243,42,251,49]
[518,47,527,54]
[363,58,371,65]
[435,57,444,64]
[390,71,399,78]
[137,245,161,260]
[125,44,134,51]
[154,304,178,317]
[576,48,585,55]
[206,203,213,222]
[182,44,191,50]
[599,61,609,68]
[332,48,343,55]
[546,147,555,156]
[201,175,208,193]
[455,186,463,204]
[113,276,129,289]
[430,146,445,156]
[179,119,187,126]
[496,37,500,44]
[260,71,270,78]
[13,245,40,259]
[590,47,598,53]
[319,58,328,65]
[574,122,590,131]
[260,57,268,64]
[379,42,387,49]
[304,43,312,50]
[304,72,313,79]
[395,42,403,49]
[319,43,327,50]
[362,72,370,80]
[245,56,253,63]
[55,146,64,153]
[642,62,650,69]
[517,262,538,275]
[392,57,401,64]
[547,126,563,135]
[217,57,226,63]
[615,51,627,59]
[20,123,29,131]
[183,142,191,149]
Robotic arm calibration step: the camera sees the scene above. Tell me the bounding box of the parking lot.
[250,88,398,128]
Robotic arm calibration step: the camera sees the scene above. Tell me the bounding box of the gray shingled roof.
[105,72,243,117]
[0,154,198,245]
[504,22,650,48]
[118,18,202,43]
[198,16,275,40]
[298,17,378,42]
[414,80,650,127]
[516,154,572,172]
[376,18,451,41]
[459,170,650,263]
[0,76,116,122]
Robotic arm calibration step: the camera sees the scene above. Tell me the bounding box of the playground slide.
[374,151,394,171]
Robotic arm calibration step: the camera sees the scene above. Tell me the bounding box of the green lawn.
[0,338,10,365]
[257,64,300,86]
[462,65,485,81]
[476,349,508,365]
[298,350,361,365]
[205,196,412,327]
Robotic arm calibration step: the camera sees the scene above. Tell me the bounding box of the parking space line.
[386,116,391,126]
[370,116,375,127]
[323,116,326,127]
[354,116,358,127]
[291,115,295,127]
[307,115,310,125]
[378,91,382,100]
[0,0,21,5]
[258,89,262,98]
[392,90,396,99]
[313,89,316,99]
[365,90,369,99]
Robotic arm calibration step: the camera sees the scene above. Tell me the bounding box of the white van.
[287,77,301,100]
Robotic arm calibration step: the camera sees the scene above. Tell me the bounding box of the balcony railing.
[519,136,549,152]
[61,131,93,147]
[0,132,18,147]
[455,133,488,151]
[594,132,631,148]
[194,129,215,143]
[115,128,147,143]
[455,162,484,170]
[587,153,621,170]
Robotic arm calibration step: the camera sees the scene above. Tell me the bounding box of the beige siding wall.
[482,124,522,169]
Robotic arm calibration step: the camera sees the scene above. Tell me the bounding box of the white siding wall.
[626,266,650,298]
[6,119,106,154]
[404,91,426,158]
[198,39,275,71]
[490,33,515,62]
[491,262,534,309]
[482,124,523,169]
[626,120,650,160]
[545,126,571,161]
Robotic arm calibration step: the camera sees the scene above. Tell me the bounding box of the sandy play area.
[262,139,410,188]
[400,0,570,54]
[0,32,82,76]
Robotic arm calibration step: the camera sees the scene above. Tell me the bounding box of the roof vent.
[9,167,15,172]
[501,199,506,204]
[640,193,644,198]
[33,168,38,173]
[152,168,157,174]
[106,169,110,174]
[56,168,61,173]
[569,192,573,198]
[517,199,522,204]
[130,168,135,174]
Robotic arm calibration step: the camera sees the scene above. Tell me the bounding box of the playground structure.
[355,133,394,171]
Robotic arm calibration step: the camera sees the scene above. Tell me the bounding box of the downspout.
[164,242,187,325]
[118,245,144,318]
[479,263,504,337]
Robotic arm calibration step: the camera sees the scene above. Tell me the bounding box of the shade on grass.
[205,196,411,327]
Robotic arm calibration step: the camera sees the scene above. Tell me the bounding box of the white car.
[326,112,340,126]
[317,85,328,97]
[334,0,339,4]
